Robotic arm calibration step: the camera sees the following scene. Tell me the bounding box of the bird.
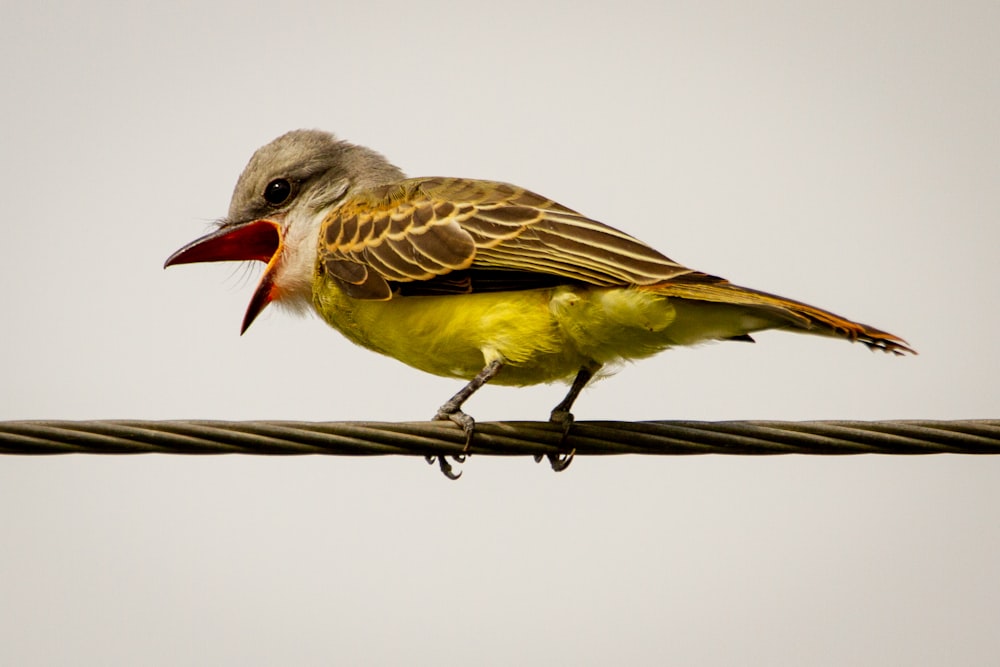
[165,129,914,478]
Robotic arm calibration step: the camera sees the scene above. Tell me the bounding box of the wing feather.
[318,177,693,299]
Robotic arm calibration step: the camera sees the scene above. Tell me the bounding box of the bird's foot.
[425,360,503,479]
[425,453,464,480]
[434,406,476,449]
[534,409,576,472]
[427,407,476,480]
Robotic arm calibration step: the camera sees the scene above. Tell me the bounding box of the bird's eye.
[263,178,292,205]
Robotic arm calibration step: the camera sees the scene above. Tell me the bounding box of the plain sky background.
[2,1,998,665]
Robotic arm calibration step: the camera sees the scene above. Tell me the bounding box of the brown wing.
[318,177,697,300]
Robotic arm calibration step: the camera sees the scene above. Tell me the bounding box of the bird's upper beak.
[164,219,283,334]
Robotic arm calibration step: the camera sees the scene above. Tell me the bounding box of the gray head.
[166,130,407,332]
[226,129,406,225]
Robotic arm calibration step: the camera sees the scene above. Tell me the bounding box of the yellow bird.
[166,129,914,477]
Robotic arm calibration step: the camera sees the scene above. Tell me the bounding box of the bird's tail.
[647,274,916,356]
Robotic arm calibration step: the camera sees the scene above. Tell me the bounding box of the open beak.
[164,219,283,334]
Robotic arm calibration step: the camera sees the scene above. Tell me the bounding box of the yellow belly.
[311,275,692,386]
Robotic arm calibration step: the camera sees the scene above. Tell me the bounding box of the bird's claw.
[434,407,476,449]
[428,408,475,479]
[533,449,577,471]
[425,454,463,480]
[548,449,576,471]
[534,409,576,472]
[434,408,476,446]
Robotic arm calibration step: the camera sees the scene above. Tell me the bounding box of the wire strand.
[1,420,998,456]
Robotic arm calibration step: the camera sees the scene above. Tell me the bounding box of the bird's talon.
[430,410,474,479]
[548,449,576,472]
[434,407,477,451]
[437,455,462,480]
[539,409,576,472]
[425,454,463,479]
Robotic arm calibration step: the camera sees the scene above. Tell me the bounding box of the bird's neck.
[269,208,324,315]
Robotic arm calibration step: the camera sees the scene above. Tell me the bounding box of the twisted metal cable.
[1,419,998,457]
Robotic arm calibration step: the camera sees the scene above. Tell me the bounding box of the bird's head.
[164,129,403,333]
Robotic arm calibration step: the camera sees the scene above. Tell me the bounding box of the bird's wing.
[318,177,698,300]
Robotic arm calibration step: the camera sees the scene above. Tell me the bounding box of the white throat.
[270,210,324,314]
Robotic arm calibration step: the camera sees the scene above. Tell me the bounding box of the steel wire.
[1,419,997,457]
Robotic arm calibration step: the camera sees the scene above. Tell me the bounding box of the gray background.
[2,1,998,665]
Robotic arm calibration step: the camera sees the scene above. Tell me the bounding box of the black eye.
[263,178,292,205]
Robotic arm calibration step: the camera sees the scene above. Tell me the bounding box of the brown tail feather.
[649,276,916,356]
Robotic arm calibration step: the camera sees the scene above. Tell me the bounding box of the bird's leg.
[537,361,602,472]
[427,359,504,478]
[434,359,504,440]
